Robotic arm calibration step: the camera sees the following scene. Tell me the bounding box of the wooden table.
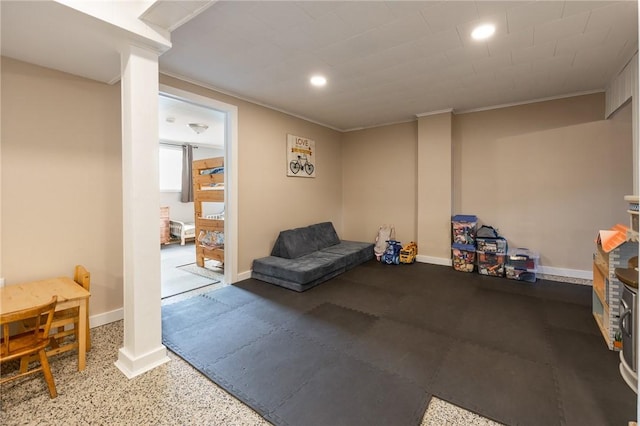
[0,277,90,371]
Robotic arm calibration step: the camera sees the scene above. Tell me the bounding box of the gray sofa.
[252,222,374,292]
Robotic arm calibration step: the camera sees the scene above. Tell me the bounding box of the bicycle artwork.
[289,153,314,175]
[286,134,316,178]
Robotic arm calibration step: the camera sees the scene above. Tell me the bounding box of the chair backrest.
[1,296,57,361]
[73,265,90,291]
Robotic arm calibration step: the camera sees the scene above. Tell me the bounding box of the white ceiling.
[159,95,226,146]
[2,1,638,133]
[160,0,638,130]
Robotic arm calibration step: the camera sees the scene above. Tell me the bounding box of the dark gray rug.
[162,261,636,426]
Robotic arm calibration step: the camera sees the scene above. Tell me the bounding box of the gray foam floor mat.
[162,261,636,426]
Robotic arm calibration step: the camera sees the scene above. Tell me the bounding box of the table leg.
[78,299,87,371]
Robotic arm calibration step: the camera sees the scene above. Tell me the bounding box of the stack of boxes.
[451,215,477,272]
[476,235,508,277]
[451,214,539,283]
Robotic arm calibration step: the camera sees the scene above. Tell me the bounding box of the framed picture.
[287,134,315,178]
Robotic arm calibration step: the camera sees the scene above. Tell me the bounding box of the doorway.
[158,85,239,298]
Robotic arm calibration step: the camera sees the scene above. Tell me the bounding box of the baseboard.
[115,345,170,379]
[538,265,592,281]
[237,270,252,281]
[90,308,124,329]
[414,256,592,281]
[416,255,452,266]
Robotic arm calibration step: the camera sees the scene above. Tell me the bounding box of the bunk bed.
[193,157,225,268]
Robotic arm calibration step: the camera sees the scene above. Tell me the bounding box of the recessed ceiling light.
[471,24,495,40]
[310,75,327,87]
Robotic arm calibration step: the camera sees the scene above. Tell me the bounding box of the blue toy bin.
[452,243,476,273]
[452,215,478,245]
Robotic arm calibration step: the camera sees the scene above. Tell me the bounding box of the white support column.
[115,44,170,378]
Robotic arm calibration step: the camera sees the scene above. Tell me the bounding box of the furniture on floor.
[252,222,374,292]
[160,206,170,244]
[593,224,638,351]
[1,296,58,398]
[45,265,92,357]
[170,220,196,245]
[0,276,91,371]
[193,157,225,267]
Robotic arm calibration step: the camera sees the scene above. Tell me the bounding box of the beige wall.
[341,122,417,244]
[341,93,632,272]
[1,57,123,315]
[159,75,343,273]
[2,59,633,324]
[1,62,343,320]
[453,94,633,271]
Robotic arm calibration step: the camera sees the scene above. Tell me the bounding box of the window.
[159,145,182,191]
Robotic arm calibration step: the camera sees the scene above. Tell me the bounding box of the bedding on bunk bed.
[198,230,224,250]
[199,166,225,189]
[200,166,224,175]
[197,213,225,250]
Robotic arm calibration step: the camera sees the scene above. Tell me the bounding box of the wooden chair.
[47,265,91,356]
[1,296,58,398]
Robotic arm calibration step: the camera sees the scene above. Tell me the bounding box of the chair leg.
[19,356,29,373]
[50,332,61,349]
[38,349,57,398]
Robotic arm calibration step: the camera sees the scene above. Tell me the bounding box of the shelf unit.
[592,227,638,350]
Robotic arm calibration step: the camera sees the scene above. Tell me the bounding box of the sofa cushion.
[309,222,341,250]
[321,241,375,269]
[253,251,346,285]
[270,226,319,259]
[251,268,345,293]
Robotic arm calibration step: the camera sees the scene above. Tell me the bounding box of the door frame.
[159,84,239,284]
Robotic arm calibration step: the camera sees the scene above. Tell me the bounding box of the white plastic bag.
[374,225,396,261]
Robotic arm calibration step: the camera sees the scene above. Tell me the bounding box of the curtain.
[180,144,194,203]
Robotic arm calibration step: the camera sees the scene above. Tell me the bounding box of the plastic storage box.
[452,215,478,245]
[452,243,475,272]
[505,248,539,282]
[476,237,508,254]
[477,251,505,277]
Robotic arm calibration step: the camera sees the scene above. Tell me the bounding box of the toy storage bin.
[452,243,475,272]
[507,248,539,270]
[476,237,507,254]
[505,266,537,282]
[477,251,505,277]
[452,215,478,245]
[625,195,639,233]
[505,248,539,282]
